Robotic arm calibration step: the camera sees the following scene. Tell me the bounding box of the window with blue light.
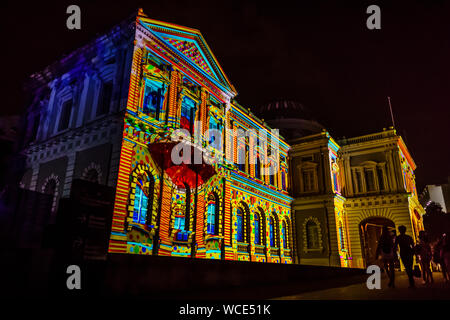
[281,171,286,190]
[133,185,148,224]
[176,230,189,241]
[237,208,244,242]
[208,116,222,148]
[254,214,260,245]
[207,200,216,235]
[282,221,287,249]
[143,80,166,120]
[174,211,185,231]
[181,96,196,132]
[269,217,276,247]
[270,172,275,186]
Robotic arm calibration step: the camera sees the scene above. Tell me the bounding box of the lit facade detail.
[107,9,293,263]
[290,129,425,268]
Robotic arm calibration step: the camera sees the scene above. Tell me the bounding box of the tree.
[423,201,450,243]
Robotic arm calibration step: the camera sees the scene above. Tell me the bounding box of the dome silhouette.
[257,100,324,141]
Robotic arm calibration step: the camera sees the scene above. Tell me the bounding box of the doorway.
[360,217,396,268]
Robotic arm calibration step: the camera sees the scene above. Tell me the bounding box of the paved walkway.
[274,272,450,300]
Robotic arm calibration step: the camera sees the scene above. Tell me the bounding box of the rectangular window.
[143,80,166,120]
[303,170,314,192]
[207,203,216,235]
[365,169,375,191]
[174,213,185,230]
[254,219,260,245]
[237,214,244,242]
[377,168,384,191]
[58,100,73,131]
[180,96,196,132]
[355,170,362,193]
[30,114,40,141]
[97,81,113,116]
[133,186,148,224]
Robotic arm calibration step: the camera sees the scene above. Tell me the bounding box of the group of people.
[376,225,450,288]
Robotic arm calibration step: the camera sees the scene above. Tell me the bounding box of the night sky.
[1,0,449,190]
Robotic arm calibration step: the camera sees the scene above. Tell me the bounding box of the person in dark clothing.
[376,226,396,287]
[434,235,449,282]
[395,225,416,288]
[416,231,433,284]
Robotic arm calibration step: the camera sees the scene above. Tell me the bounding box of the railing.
[283,248,291,257]
[237,242,249,253]
[254,245,265,254]
[339,129,397,145]
[270,247,280,256]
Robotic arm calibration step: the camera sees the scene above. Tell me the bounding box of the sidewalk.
[274,272,450,300]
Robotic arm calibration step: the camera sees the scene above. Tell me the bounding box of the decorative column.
[195,191,206,258]
[223,180,234,260]
[125,43,144,113]
[157,179,173,256]
[167,69,182,127]
[200,88,208,135]
[108,138,135,254]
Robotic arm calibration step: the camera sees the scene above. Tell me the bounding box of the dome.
[257,100,315,120]
[257,100,324,141]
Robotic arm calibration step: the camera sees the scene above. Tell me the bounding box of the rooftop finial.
[137,8,147,17]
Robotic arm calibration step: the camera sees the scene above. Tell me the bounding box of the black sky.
[1,0,449,190]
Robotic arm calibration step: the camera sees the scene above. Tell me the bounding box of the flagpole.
[387,96,395,128]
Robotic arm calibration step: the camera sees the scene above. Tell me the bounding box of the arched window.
[133,177,149,224]
[207,194,218,235]
[254,213,261,245]
[306,220,320,249]
[282,220,288,249]
[42,175,59,213]
[269,215,278,247]
[237,208,244,242]
[43,179,57,196]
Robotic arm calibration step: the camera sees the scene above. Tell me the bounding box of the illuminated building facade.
[107,10,293,263]
[19,8,424,269]
[290,128,424,268]
[20,9,293,263]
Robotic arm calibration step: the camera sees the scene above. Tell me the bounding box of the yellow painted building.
[290,128,424,268]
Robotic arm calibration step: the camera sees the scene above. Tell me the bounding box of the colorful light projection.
[107,9,293,264]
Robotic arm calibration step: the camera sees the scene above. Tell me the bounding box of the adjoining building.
[420,178,450,213]
[288,128,424,268]
[18,9,293,263]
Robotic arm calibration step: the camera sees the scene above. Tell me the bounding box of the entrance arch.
[359,217,396,268]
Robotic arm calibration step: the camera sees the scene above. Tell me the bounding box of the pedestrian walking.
[434,234,449,282]
[376,226,396,288]
[415,231,433,284]
[441,234,450,284]
[395,225,416,288]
